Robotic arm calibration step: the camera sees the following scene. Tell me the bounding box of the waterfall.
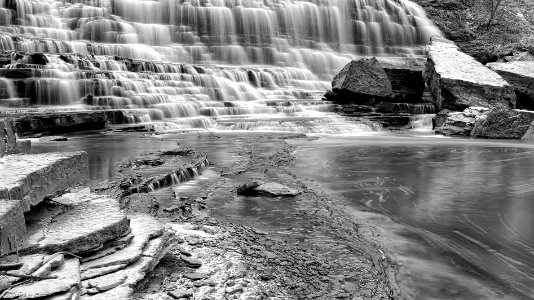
[0,0,441,132]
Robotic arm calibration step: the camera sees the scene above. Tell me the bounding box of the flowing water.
[0,0,441,132]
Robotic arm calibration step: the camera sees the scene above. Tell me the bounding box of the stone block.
[0,200,25,256]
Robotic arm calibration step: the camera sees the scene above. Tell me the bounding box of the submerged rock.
[424,37,516,110]
[487,61,534,110]
[433,107,489,136]
[471,109,534,139]
[330,57,393,104]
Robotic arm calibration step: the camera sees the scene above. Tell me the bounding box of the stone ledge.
[0,200,25,256]
[0,152,88,211]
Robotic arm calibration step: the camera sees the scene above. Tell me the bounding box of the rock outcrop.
[424,37,516,110]
[330,58,393,104]
[487,62,534,110]
[0,151,88,211]
[433,107,489,136]
[471,109,534,139]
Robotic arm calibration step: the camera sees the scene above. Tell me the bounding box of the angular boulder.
[330,57,393,104]
[487,61,534,110]
[0,152,88,211]
[433,107,489,136]
[471,109,534,139]
[424,37,516,110]
[382,61,426,102]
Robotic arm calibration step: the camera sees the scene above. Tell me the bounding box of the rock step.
[23,198,130,255]
[424,37,516,110]
[0,151,88,212]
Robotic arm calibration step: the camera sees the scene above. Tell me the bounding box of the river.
[32,129,534,299]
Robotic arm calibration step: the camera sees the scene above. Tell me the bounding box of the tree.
[482,0,508,28]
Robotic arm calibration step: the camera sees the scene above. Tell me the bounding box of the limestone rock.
[424,37,516,110]
[237,181,300,197]
[0,151,88,211]
[471,109,534,139]
[433,107,489,136]
[24,199,130,254]
[2,258,81,299]
[0,200,25,256]
[331,58,393,104]
[487,62,534,110]
[81,214,164,271]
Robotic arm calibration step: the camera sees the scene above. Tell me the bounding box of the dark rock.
[424,37,516,110]
[471,109,534,139]
[487,62,534,110]
[236,180,264,196]
[433,107,489,136]
[28,53,49,65]
[376,102,436,114]
[471,51,499,65]
[382,63,425,102]
[331,58,393,105]
[237,181,300,197]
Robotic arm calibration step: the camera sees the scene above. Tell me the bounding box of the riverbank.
[26,130,401,299]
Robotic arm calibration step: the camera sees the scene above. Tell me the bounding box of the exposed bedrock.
[424,37,516,110]
[0,151,88,211]
[13,111,127,137]
[487,62,534,110]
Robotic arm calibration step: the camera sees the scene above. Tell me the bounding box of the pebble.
[183,272,209,281]
[168,289,193,299]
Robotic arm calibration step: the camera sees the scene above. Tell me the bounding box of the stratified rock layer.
[487,61,534,110]
[0,151,88,211]
[24,199,130,255]
[433,107,489,136]
[471,109,534,139]
[0,200,25,256]
[424,37,516,110]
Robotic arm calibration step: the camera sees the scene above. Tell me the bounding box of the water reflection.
[293,135,534,299]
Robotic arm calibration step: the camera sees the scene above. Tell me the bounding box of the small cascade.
[409,114,434,131]
[0,0,442,133]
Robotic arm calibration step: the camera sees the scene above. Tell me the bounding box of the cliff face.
[414,0,534,62]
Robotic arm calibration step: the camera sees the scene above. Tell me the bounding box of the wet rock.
[424,37,516,110]
[433,107,489,136]
[24,199,130,255]
[0,200,25,256]
[330,57,393,105]
[2,258,80,299]
[0,151,88,211]
[471,109,534,139]
[14,111,127,137]
[487,62,534,110]
[237,181,300,197]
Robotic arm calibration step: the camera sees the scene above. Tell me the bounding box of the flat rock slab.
[24,199,130,255]
[0,200,25,256]
[81,214,164,271]
[487,61,534,110]
[424,37,516,110]
[3,258,80,299]
[0,151,88,211]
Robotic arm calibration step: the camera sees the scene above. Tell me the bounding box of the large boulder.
[330,57,393,104]
[471,109,534,139]
[487,61,534,110]
[433,107,489,136]
[424,37,516,110]
[382,61,426,102]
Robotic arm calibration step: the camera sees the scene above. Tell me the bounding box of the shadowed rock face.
[424,37,516,110]
[472,109,534,139]
[331,58,394,105]
[487,62,534,110]
[0,200,26,256]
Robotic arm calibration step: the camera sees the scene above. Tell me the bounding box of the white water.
[0,0,442,133]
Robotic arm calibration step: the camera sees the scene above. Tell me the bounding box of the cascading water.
[0,0,441,133]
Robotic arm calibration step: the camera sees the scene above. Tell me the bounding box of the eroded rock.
[0,200,25,256]
[424,37,516,110]
[433,107,489,136]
